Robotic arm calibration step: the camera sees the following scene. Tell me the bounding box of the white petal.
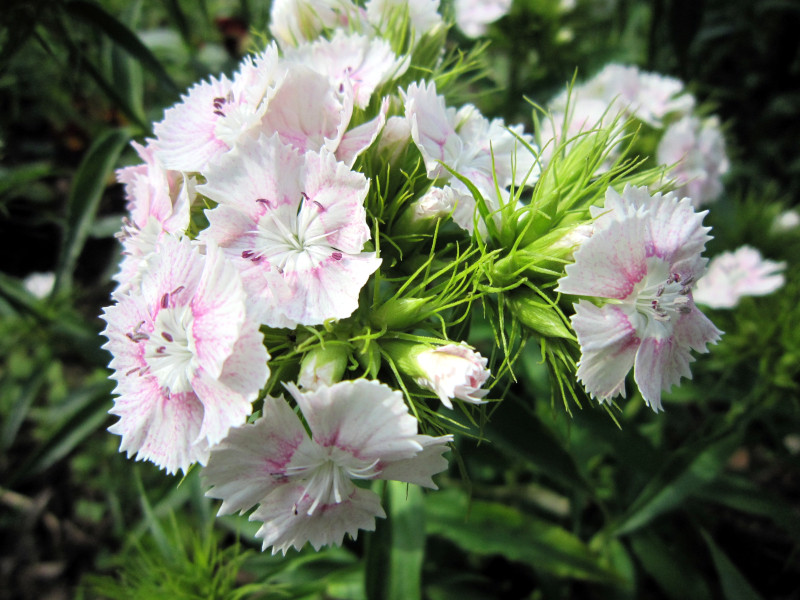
[572,301,640,401]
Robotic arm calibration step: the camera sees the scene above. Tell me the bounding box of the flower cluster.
[100,0,733,555]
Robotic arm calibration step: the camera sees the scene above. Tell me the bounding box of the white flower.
[549,63,695,129]
[113,141,194,294]
[416,344,490,409]
[23,272,55,299]
[198,134,380,327]
[153,45,284,173]
[100,236,269,474]
[285,31,408,109]
[204,380,452,554]
[454,0,512,38]
[269,0,363,48]
[403,80,538,232]
[657,116,729,207]
[693,246,786,309]
[556,186,721,411]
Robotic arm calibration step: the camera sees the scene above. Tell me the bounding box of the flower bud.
[383,341,490,409]
[371,297,433,330]
[298,344,349,390]
[506,290,574,339]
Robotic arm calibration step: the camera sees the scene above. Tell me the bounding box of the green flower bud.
[371,297,433,330]
[506,290,574,339]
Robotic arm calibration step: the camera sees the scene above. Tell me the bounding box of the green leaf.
[108,0,146,126]
[366,481,425,600]
[483,394,591,493]
[387,482,425,600]
[700,529,765,600]
[629,531,712,600]
[695,474,800,541]
[11,379,113,482]
[65,0,179,94]
[425,488,623,585]
[0,162,54,199]
[53,128,130,294]
[0,368,47,450]
[614,427,744,536]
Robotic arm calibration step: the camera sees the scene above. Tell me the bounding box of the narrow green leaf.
[0,369,47,450]
[614,427,744,536]
[0,162,54,198]
[108,0,145,126]
[134,472,173,561]
[483,394,591,493]
[53,128,130,294]
[695,474,800,541]
[11,380,113,482]
[387,481,425,600]
[700,529,765,600]
[65,0,179,94]
[163,0,192,48]
[426,488,623,585]
[629,531,712,600]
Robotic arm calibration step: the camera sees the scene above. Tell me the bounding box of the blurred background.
[1,0,799,598]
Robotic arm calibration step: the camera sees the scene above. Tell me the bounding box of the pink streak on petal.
[571,301,640,401]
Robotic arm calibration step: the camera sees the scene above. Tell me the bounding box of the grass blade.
[53,128,130,294]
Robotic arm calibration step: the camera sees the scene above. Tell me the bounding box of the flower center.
[628,257,693,336]
[143,303,198,393]
[241,194,342,274]
[286,445,381,515]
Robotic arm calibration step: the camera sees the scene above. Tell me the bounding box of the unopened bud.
[506,291,574,339]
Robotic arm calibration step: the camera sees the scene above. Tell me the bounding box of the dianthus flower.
[204,380,452,554]
[198,133,380,327]
[454,0,512,38]
[403,80,537,232]
[556,186,721,411]
[101,236,269,473]
[657,115,729,207]
[693,245,786,309]
[416,344,490,408]
[153,45,283,173]
[113,141,194,293]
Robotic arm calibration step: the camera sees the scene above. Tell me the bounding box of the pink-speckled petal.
[637,187,712,267]
[557,214,648,300]
[190,243,247,379]
[154,75,235,172]
[199,134,305,220]
[139,236,204,310]
[204,394,311,515]
[218,323,270,398]
[404,80,462,179]
[301,149,371,253]
[261,66,353,154]
[283,252,381,325]
[287,380,423,462]
[108,381,207,475]
[572,300,640,401]
[336,97,389,167]
[251,483,384,554]
[190,368,252,447]
[673,303,722,353]
[633,335,694,412]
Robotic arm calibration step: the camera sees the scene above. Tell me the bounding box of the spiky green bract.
[467,104,671,410]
